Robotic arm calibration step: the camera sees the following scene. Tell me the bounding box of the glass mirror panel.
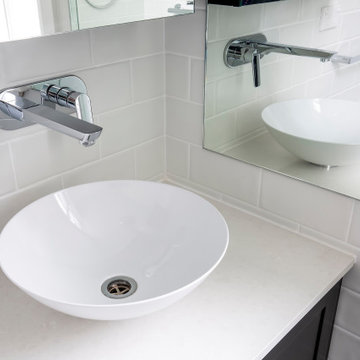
[204,1,360,200]
[0,0,194,43]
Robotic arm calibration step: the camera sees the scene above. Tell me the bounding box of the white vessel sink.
[262,99,360,166]
[0,181,228,320]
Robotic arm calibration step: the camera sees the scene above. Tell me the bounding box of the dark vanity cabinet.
[208,0,285,6]
[263,281,342,360]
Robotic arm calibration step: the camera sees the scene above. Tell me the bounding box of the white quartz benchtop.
[0,196,354,360]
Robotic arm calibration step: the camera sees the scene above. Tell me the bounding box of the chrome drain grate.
[101,276,137,299]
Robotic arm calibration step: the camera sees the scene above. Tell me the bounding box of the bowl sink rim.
[0,180,229,310]
[262,98,360,146]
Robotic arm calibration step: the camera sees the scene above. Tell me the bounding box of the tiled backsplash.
[0,0,359,358]
[0,19,165,230]
[165,1,360,358]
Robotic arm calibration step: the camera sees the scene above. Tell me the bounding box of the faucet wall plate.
[224,33,267,68]
[0,75,92,131]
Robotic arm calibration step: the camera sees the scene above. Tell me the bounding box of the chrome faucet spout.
[0,97,102,147]
[252,41,335,62]
[0,76,102,146]
[224,33,336,87]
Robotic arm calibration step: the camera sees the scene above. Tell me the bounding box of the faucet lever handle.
[252,50,261,88]
[41,84,94,124]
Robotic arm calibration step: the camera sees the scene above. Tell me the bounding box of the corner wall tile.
[166,136,189,178]
[260,171,354,240]
[135,138,164,180]
[348,200,360,248]
[329,326,360,360]
[165,10,206,58]
[132,54,165,102]
[166,54,189,99]
[336,288,360,338]
[166,97,203,145]
[190,145,261,205]
[190,58,205,104]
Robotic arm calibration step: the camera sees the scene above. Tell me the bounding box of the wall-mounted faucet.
[0,75,102,146]
[224,33,357,87]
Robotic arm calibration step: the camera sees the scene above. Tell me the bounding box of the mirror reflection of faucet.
[224,33,360,87]
[0,75,102,147]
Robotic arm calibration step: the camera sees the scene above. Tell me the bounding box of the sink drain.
[101,276,137,299]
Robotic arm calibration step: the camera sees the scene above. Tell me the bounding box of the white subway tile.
[300,0,332,21]
[62,150,136,188]
[218,5,261,39]
[166,54,189,99]
[332,64,360,93]
[166,137,189,178]
[91,20,164,65]
[292,57,322,85]
[260,171,354,240]
[329,325,360,360]
[263,0,301,28]
[279,21,314,47]
[343,247,360,293]
[206,40,243,81]
[135,138,164,180]
[342,11,360,40]
[77,62,132,115]
[306,73,335,98]
[258,59,293,98]
[0,144,16,196]
[204,111,237,150]
[132,54,165,102]
[11,130,100,188]
[190,145,261,205]
[336,288,360,338]
[216,71,257,113]
[348,201,360,247]
[0,177,63,231]
[312,21,341,47]
[166,97,203,145]
[337,0,360,12]
[207,5,219,41]
[165,10,206,58]
[98,98,164,156]
[235,98,273,139]
[205,82,216,118]
[0,31,92,83]
[190,58,205,104]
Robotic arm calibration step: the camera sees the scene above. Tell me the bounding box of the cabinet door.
[263,281,342,360]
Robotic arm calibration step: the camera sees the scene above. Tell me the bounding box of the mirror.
[0,0,194,43]
[204,1,360,200]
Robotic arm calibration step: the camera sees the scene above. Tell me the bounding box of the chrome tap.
[0,76,102,146]
[224,34,336,87]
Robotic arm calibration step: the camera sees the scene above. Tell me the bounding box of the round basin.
[262,99,360,166]
[0,181,228,320]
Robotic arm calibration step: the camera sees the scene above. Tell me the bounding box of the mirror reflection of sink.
[0,181,228,320]
[262,99,360,167]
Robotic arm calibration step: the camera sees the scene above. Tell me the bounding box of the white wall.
[0,19,165,231]
[165,1,360,359]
